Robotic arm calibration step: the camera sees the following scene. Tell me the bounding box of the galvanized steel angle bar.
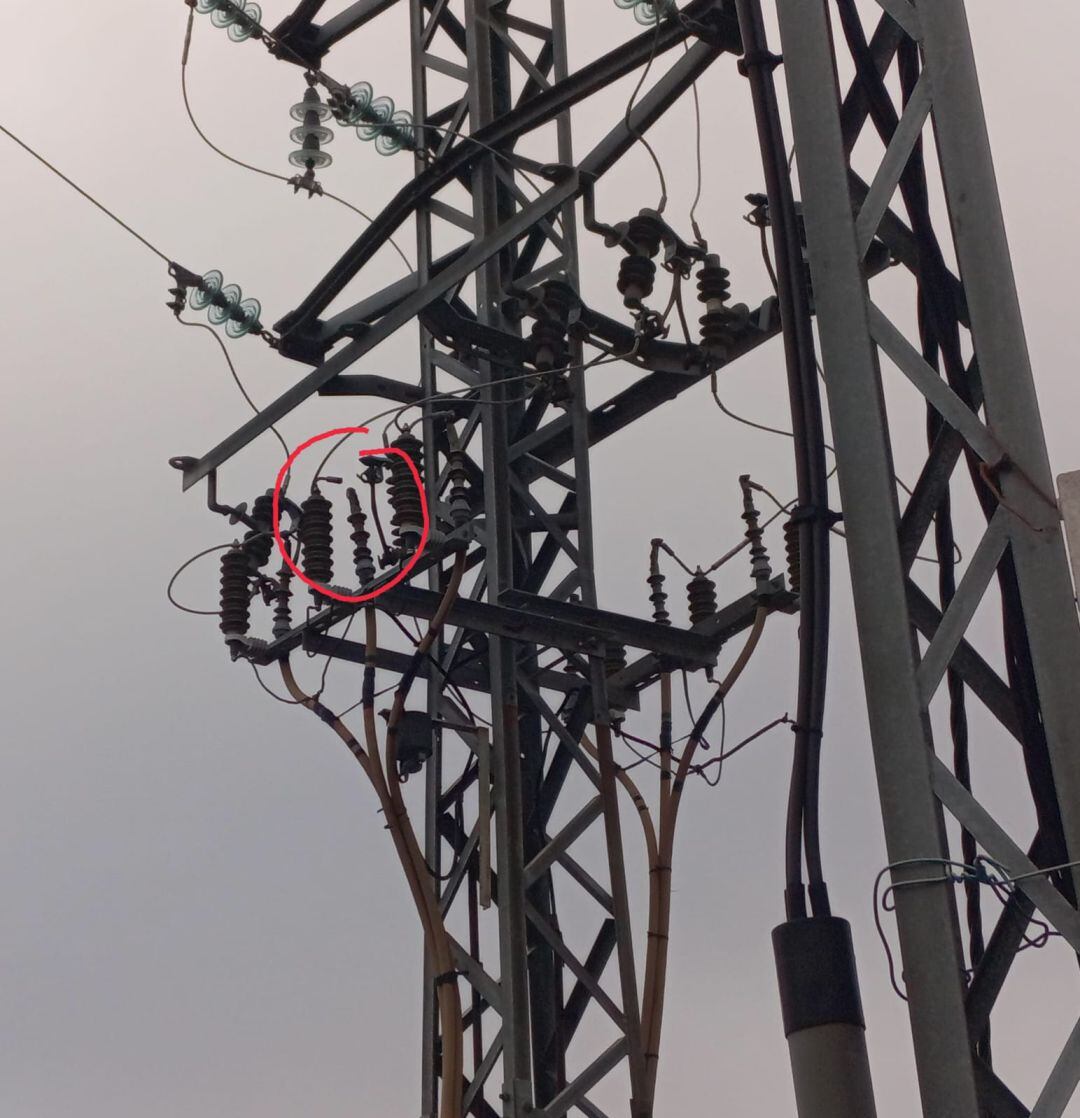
[839,12,905,154]
[918,0,1080,900]
[1030,1016,1080,1118]
[500,10,555,43]
[868,303,1003,467]
[439,825,481,916]
[517,675,602,791]
[915,508,1010,706]
[523,898,626,1030]
[426,98,470,159]
[182,174,580,488]
[873,0,921,41]
[905,582,1022,743]
[507,473,581,565]
[524,795,604,887]
[559,921,617,1050]
[449,936,505,1014]
[855,70,933,257]
[279,8,722,333]
[462,1029,505,1115]
[930,757,1080,953]
[422,51,471,82]
[775,0,983,1111]
[555,850,614,915]
[574,1101,612,1118]
[490,16,554,92]
[535,1038,628,1118]
[419,0,456,49]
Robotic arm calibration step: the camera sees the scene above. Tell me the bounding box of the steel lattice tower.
[171,2,1080,1116]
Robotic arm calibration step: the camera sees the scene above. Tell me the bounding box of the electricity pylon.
[172,2,1080,1116]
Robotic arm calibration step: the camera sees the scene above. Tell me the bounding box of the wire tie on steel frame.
[737,50,783,77]
[978,458,1060,531]
[433,969,460,988]
[785,503,842,529]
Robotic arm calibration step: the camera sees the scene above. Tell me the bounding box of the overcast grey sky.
[3,2,1080,1116]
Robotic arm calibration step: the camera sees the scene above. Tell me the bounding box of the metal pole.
[772,1,980,1113]
[916,0,1080,900]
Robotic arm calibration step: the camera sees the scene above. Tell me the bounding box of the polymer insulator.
[530,316,569,373]
[687,568,718,627]
[446,449,471,528]
[696,253,740,357]
[272,570,293,638]
[740,475,774,589]
[299,490,334,598]
[617,212,665,308]
[783,515,801,595]
[530,281,577,372]
[647,539,670,626]
[617,254,656,309]
[388,432,425,553]
[346,487,377,585]
[605,642,628,676]
[242,491,275,570]
[648,570,670,627]
[219,545,252,649]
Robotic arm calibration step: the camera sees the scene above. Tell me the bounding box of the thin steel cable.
[177,317,291,462]
[683,42,706,247]
[167,541,234,615]
[624,20,668,212]
[0,121,171,264]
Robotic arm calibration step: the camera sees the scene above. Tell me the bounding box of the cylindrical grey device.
[773,917,878,1118]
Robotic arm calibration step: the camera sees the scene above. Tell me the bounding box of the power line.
[0,121,172,264]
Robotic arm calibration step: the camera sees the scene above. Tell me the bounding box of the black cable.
[682,40,707,247]
[177,317,291,463]
[167,542,234,615]
[735,0,832,918]
[624,18,668,213]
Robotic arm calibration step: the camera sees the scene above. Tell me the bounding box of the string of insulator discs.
[192,0,413,185]
[185,270,263,338]
[613,0,679,25]
[194,0,262,41]
[330,82,417,157]
[285,75,418,179]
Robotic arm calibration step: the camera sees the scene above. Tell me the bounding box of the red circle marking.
[272,426,430,604]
